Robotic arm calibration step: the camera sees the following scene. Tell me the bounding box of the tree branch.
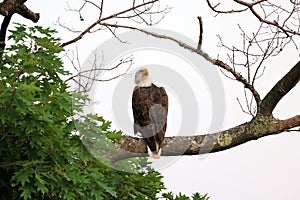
[16,3,39,22]
[0,15,12,52]
[111,115,300,161]
[60,21,99,47]
[197,16,203,51]
[100,23,262,104]
[233,0,300,36]
[0,0,39,22]
[0,0,39,51]
[60,0,165,47]
[259,61,300,116]
[205,0,248,14]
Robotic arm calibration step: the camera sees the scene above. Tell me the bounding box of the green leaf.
[105,130,122,142]
[12,168,33,186]
[8,24,27,42]
[18,81,42,93]
[35,173,48,195]
[91,173,117,197]
[20,185,34,200]
[91,190,104,200]
[162,192,175,200]
[175,193,190,200]
[192,193,210,200]
[64,121,76,133]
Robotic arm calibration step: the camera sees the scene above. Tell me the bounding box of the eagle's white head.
[135,68,152,87]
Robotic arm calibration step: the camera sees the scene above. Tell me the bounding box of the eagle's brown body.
[132,70,168,159]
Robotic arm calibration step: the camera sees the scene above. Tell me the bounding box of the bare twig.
[234,0,300,36]
[236,97,253,116]
[65,50,134,92]
[61,0,169,47]
[205,0,248,14]
[101,22,262,104]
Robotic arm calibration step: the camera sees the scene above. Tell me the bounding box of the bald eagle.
[132,68,168,159]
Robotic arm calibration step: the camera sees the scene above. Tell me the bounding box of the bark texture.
[111,115,300,161]
[0,0,39,22]
[0,0,39,51]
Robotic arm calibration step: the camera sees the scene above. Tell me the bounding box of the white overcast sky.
[10,1,300,199]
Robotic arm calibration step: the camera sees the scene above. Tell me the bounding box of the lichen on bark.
[217,132,233,147]
[250,115,275,137]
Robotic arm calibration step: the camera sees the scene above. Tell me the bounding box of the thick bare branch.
[259,61,300,116]
[16,3,39,22]
[0,0,39,51]
[0,0,39,22]
[110,115,300,161]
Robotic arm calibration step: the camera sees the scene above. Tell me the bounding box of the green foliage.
[162,192,210,200]
[0,24,165,200]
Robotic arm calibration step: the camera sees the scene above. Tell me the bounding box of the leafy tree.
[0,24,169,200]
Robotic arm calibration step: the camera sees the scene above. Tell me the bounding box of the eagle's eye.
[142,70,148,76]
